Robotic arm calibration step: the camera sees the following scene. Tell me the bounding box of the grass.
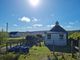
[53,52,76,60]
[19,46,51,60]
[18,45,78,60]
[0,39,79,60]
[0,45,78,60]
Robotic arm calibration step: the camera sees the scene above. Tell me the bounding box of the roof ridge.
[50,24,66,32]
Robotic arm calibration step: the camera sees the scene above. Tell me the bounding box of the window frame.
[59,33,64,39]
[47,33,51,39]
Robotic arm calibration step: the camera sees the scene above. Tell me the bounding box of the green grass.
[18,46,77,60]
[0,45,78,60]
[53,52,76,60]
[19,44,77,60]
[0,39,78,60]
[19,46,51,60]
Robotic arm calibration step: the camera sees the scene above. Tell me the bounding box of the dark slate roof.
[50,21,67,32]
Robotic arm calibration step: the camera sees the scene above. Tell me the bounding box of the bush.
[26,35,38,45]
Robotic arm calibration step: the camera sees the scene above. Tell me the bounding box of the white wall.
[44,32,67,46]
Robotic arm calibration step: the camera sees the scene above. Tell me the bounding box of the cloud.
[33,24,43,27]
[32,17,38,22]
[47,24,55,27]
[19,16,40,23]
[31,17,40,23]
[19,16,31,22]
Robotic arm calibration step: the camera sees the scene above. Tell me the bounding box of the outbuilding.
[44,21,68,46]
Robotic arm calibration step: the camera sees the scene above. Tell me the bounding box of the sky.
[0,0,80,32]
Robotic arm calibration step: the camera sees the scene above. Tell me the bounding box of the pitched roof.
[50,21,67,32]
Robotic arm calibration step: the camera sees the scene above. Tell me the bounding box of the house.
[44,21,68,46]
[9,31,45,38]
[9,32,18,37]
[9,32,25,37]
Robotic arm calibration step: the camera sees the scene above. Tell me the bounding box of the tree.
[36,34,43,46]
[26,35,38,46]
[68,32,80,40]
[36,34,43,42]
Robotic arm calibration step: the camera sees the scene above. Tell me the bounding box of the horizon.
[0,0,80,32]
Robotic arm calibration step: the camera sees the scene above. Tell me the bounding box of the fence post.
[78,38,80,60]
[6,42,8,53]
[0,46,1,54]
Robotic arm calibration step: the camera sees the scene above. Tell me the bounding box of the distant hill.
[68,30,80,32]
[9,31,47,37]
[9,30,80,39]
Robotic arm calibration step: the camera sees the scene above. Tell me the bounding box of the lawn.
[0,45,78,60]
[0,40,79,60]
[19,46,51,60]
[18,45,77,60]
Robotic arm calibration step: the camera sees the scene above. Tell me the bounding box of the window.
[47,34,51,39]
[59,34,64,39]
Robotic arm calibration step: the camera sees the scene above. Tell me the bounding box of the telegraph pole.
[6,23,8,32]
[6,23,8,53]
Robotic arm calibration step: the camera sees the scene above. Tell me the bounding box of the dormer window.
[59,34,64,39]
[47,34,51,39]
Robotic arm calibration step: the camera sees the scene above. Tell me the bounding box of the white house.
[44,21,68,46]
